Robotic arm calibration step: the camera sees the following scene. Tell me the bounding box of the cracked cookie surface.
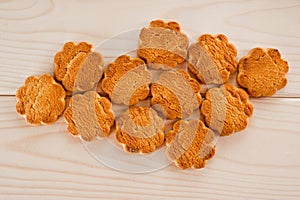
[151,70,202,119]
[101,55,152,105]
[138,20,189,69]
[16,74,66,125]
[188,34,237,84]
[116,106,165,154]
[237,47,289,97]
[63,91,114,141]
[166,120,215,169]
[54,42,103,92]
[201,83,253,136]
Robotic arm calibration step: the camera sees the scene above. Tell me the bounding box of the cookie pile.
[16,19,289,170]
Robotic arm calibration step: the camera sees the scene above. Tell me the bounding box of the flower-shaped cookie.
[188,34,237,84]
[237,48,289,97]
[151,70,202,119]
[116,106,165,154]
[201,83,253,136]
[101,55,152,105]
[138,19,189,69]
[166,120,215,169]
[54,42,104,92]
[16,74,66,125]
[63,91,114,141]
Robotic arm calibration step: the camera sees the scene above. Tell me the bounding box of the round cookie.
[54,42,103,92]
[237,47,289,97]
[63,91,114,141]
[101,55,152,105]
[165,120,215,169]
[201,83,253,136]
[188,34,237,84]
[151,70,202,119]
[138,19,189,69]
[16,74,66,125]
[116,106,165,154]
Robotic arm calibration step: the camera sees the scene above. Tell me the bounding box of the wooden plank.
[0,96,299,199]
[0,0,299,96]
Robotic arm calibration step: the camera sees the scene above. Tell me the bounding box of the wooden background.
[1,0,300,199]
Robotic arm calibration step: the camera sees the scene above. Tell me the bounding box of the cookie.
[149,20,181,31]
[237,48,289,97]
[116,106,165,154]
[151,70,202,119]
[54,42,104,92]
[165,120,215,169]
[188,34,237,84]
[101,55,152,105]
[16,74,66,125]
[138,19,189,69]
[63,91,114,141]
[201,83,253,136]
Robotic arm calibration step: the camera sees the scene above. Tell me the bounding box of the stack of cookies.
[16,19,289,170]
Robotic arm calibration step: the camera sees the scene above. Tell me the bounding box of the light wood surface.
[1,0,300,199]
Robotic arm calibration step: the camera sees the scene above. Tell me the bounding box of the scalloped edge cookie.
[188,34,237,84]
[138,19,189,69]
[16,74,66,125]
[201,83,253,136]
[166,119,215,169]
[237,47,289,97]
[63,91,114,141]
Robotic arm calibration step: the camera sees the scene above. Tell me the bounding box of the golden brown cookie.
[237,48,289,97]
[101,55,152,105]
[188,34,237,84]
[138,19,189,69]
[149,20,181,31]
[116,106,165,154]
[16,74,66,125]
[151,70,202,119]
[63,91,114,141]
[54,42,104,92]
[165,120,215,169]
[201,83,253,136]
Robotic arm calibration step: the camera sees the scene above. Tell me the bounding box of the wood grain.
[0,0,300,199]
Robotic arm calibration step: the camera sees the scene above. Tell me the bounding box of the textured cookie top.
[16,74,66,125]
[63,91,114,141]
[54,42,103,92]
[101,55,152,105]
[75,52,104,92]
[149,19,181,32]
[151,70,202,119]
[138,20,189,69]
[188,34,237,84]
[201,83,253,136]
[165,120,215,169]
[237,48,289,97]
[116,106,165,154]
